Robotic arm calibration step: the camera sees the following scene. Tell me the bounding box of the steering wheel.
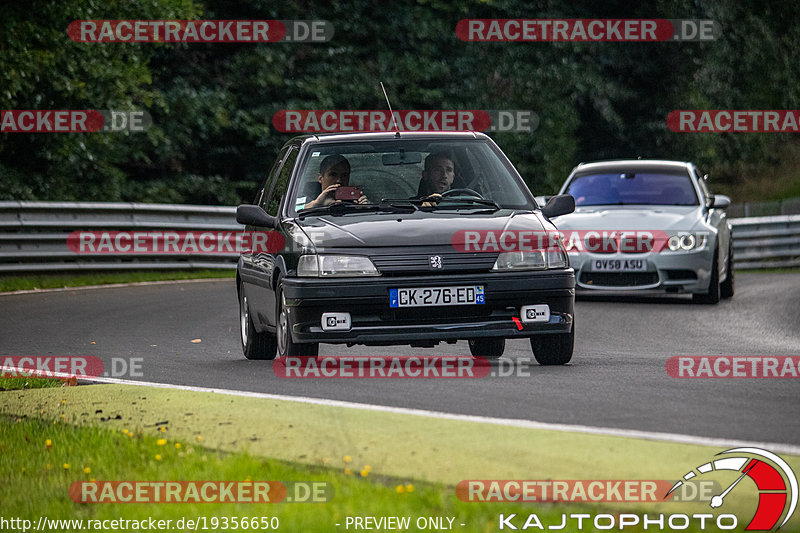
[440,188,484,199]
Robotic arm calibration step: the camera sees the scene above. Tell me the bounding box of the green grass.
[1,415,695,533]
[0,269,234,292]
[3,384,795,532]
[0,377,64,392]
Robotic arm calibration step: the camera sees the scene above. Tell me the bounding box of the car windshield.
[289,139,535,215]
[566,170,699,206]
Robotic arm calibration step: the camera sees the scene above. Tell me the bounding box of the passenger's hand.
[356,194,369,204]
[307,184,341,208]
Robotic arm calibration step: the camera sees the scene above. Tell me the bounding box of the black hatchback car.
[236,132,576,364]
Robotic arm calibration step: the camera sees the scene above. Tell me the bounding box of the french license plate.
[591,259,647,272]
[389,285,485,308]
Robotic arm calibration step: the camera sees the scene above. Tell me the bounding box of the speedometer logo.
[667,448,797,530]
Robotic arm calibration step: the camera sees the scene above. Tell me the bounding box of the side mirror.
[542,194,575,218]
[711,194,730,209]
[236,204,277,228]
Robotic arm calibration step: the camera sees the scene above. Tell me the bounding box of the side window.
[257,145,291,208]
[263,146,298,217]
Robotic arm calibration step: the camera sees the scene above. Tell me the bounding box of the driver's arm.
[421,193,442,207]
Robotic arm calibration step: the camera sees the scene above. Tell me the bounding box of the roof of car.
[293,131,486,146]
[574,159,692,171]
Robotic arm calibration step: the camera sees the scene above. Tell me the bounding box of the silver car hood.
[551,205,701,231]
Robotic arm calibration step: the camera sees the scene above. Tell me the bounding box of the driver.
[416,151,456,198]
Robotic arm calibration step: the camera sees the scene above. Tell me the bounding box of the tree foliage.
[1,0,798,202]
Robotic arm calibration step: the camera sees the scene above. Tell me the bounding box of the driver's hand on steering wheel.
[421,193,442,207]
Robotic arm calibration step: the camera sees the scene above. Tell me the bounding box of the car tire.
[276,278,319,357]
[468,338,505,358]
[239,283,277,360]
[693,247,721,305]
[720,242,735,299]
[530,321,574,366]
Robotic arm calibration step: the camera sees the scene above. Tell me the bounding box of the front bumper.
[281,270,575,345]
[569,249,713,293]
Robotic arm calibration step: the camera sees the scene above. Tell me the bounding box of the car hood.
[290,210,551,251]
[551,205,700,231]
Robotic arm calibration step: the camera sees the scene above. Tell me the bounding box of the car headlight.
[667,233,708,251]
[546,245,569,268]
[297,255,380,277]
[492,245,568,271]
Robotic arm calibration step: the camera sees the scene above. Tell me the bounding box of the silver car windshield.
[290,139,535,214]
[566,171,699,206]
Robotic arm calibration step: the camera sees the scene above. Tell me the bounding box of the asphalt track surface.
[1,273,798,446]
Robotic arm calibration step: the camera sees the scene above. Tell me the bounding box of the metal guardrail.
[0,202,798,272]
[0,201,242,272]
[729,215,800,269]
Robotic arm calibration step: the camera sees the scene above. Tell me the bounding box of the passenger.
[303,154,368,209]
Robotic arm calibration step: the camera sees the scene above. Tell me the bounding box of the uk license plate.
[389,285,485,308]
[591,259,647,272]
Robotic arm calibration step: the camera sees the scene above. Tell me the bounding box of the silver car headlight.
[297,255,380,277]
[667,233,708,251]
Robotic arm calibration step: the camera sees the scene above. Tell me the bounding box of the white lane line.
[15,369,799,456]
[0,277,233,296]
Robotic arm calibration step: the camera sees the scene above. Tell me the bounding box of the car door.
[696,169,730,272]
[240,144,296,330]
[255,144,300,328]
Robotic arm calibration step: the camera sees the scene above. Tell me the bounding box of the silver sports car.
[549,160,734,303]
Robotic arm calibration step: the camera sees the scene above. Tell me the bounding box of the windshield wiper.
[377,199,419,212]
[379,196,502,213]
[431,197,502,211]
[297,202,380,218]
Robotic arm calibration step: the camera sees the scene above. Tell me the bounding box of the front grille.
[579,271,659,287]
[371,252,497,276]
[386,305,498,322]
